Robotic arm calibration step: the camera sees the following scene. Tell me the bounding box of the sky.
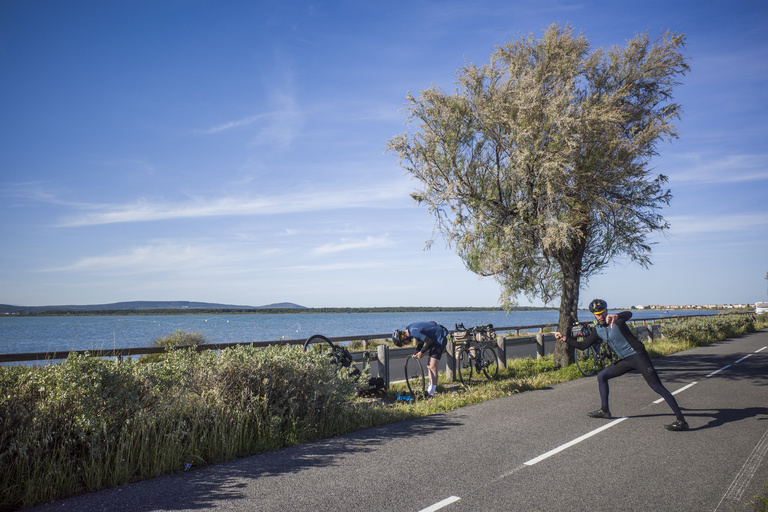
[1,0,766,310]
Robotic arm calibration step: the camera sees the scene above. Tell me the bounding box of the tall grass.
[1,314,765,511]
[0,344,371,511]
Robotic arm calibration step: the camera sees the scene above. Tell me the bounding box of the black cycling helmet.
[392,329,405,347]
[589,299,608,315]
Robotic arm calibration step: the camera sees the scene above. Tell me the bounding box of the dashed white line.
[653,381,697,403]
[706,365,731,378]
[426,345,767,510]
[418,496,461,512]
[523,417,629,466]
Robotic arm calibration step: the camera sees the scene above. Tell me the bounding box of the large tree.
[387,24,688,367]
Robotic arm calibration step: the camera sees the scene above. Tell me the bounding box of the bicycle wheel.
[303,334,354,369]
[575,346,597,376]
[455,347,473,384]
[404,356,426,398]
[595,343,607,370]
[480,345,499,380]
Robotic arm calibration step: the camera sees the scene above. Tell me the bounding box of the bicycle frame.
[571,322,617,376]
[454,323,499,383]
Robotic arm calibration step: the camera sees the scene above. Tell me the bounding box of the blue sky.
[1,0,766,309]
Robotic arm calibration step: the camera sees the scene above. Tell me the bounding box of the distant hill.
[0,301,306,315]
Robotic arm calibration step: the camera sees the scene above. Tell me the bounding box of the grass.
[1,313,766,511]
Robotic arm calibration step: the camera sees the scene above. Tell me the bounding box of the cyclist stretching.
[393,321,448,397]
[554,299,689,431]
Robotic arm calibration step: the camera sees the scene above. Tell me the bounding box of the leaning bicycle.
[453,323,499,384]
[303,334,385,395]
[571,322,618,377]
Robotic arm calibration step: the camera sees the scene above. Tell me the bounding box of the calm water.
[0,309,716,357]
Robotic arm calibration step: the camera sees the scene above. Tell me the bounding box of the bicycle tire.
[455,347,473,384]
[480,345,499,380]
[595,342,607,370]
[404,356,426,398]
[303,334,354,369]
[575,346,598,376]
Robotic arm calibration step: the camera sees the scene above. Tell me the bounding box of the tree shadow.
[650,350,768,387]
[27,413,465,512]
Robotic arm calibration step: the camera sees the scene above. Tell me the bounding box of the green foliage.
[2,314,763,510]
[751,482,768,512]
[0,345,361,511]
[659,314,756,347]
[153,329,209,347]
[138,329,208,363]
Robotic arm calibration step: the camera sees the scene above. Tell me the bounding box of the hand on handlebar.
[413,351,423,359]
[553,331,565,341]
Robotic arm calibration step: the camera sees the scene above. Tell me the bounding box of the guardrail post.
[377,345,390,390]
[496,335,507,368]
[535,333,544,359]
[446,338,455,382]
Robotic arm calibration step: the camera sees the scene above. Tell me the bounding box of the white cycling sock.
[428,384,437,394]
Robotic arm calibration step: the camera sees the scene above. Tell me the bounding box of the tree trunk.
[553,257,581,368]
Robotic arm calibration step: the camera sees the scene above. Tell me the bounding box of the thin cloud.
[667,213,768,236]
[667,153,768,184]
[44,243,221,274]
[312,235,394,255]
[57,183,413,227]
[203,114,267,134]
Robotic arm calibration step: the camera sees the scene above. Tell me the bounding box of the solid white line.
[706,365,731,378]
[653,381,697,404]
[735,354,752,363]
[756,346,766,353]
[523,417,628,466]
[418,496,461,512]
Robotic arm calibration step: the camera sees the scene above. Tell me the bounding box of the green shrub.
[2,313,763,511]
[660,314,756,347]
[139,329,209,363]
[0,345,361,511]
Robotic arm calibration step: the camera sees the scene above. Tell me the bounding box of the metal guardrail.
[0,314,710,365]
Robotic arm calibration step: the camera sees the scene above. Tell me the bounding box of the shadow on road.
[627,407,768,432]
[27,413,464,512]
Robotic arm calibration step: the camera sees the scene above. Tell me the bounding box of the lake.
[0,309,716,358]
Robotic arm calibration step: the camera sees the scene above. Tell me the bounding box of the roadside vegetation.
[1,313,766,511]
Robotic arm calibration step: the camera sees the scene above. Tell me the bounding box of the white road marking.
[735,354,752,363]
[523,417,629,466]
[706,365,731,378]
[418,496,461,512]
[653,381,697,403]
[756,346,766,353]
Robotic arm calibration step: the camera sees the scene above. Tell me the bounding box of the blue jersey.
[566,311,646,360]
[407,321,448,353]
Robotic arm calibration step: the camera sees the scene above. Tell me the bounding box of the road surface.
[24,330,768,512]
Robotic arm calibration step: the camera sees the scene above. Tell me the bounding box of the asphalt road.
[24,330,768,512]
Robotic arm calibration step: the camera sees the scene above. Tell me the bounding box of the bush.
[139,329,209,363]
[660,314,756,347]
[0,345,360,511]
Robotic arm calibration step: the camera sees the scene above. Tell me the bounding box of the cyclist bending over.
[553,299,689,432]
[393,321,448,397]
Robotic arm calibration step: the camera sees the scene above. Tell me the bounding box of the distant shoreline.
[2,306,555,317]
